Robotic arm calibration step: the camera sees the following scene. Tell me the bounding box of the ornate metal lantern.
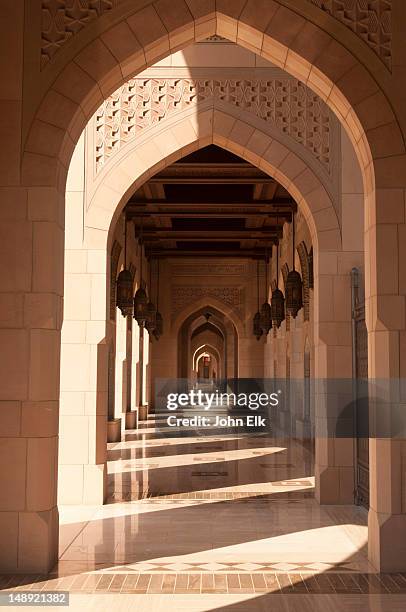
[153,259,163,340]
[154,311,163,340]
[259,251,272,335]
[133,217,148,327]
[271,241,285,329]
[285,212,303,319]
[133,284,148,327]
[253,260,263,340]
[116,215,133,317]
[145,299,156,335]
[145,259,156,334]
[271,287,285,328]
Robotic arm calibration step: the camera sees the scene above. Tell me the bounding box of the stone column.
[367,186,406,572]
[0,0,59,573]
[314,128,364,505]
[59,135,107,505]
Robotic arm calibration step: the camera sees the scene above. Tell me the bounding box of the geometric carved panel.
[41,0,115,69]
[308,0,392,70]
[172,264,247,276]
[171,285,244,320]
[95,77,332,175]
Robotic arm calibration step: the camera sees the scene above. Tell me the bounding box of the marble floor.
[1,415,406,611]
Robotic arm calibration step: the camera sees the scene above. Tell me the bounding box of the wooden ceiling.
[125,145,296,259]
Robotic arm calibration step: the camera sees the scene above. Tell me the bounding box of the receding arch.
[193,344,222,378]
[176,304,239,379]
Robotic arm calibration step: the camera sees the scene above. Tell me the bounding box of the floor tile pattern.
[1,414,402,609]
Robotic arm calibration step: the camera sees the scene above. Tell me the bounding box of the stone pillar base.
[125,410,138,429]
[58,463,107,505]
[369,509,406,572]
[139,405,148,421]
[0,507,58,574]
[107,418,121,442]
[315,465,354,504]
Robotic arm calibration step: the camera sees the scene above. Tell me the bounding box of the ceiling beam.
[148,177,276,184]
[127,200,296,211]
[136,230,282,239]
[145,249,273,259]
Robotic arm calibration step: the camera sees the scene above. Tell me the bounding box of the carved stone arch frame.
[193,344,222,378]
[61,107,348,525]
[14,0,406,573]
[176,303,238,379]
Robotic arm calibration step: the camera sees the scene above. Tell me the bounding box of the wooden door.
[355,301,369,508]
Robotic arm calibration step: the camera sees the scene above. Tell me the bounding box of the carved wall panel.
[41,0,114,69]
[171,286,244,320]
[172,264,247,276]
[40,2,391,71]
[308,0,392,69]
[95,77,332,174]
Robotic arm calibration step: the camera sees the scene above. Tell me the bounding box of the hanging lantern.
[285,212,303,319]
[260,301,272,334]
[271,287,285,328]
[133,217,148,327]
[145,300,156,334]
[145,259,156,334]
[259,251,272,335]
[116,214,133,317]
[153,311,163,340]
[285,270,303,318]
[253,260,263,340]
[133,285,148,326]
[271,240,285,329]
[116,269,133,317]
[253,311,263,340]
[153,259,163,340]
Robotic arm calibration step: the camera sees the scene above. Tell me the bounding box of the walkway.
[1,416,405,610]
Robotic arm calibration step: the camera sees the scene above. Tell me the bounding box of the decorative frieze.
[41,0,114,68]
[308,0,392,69]
[95,77,331,174]
[171,285,244,319]
[172,264,247,276]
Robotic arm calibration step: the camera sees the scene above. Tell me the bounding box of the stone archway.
[60,106,355,520]
[176,304,239,381]
[3,0,406,574]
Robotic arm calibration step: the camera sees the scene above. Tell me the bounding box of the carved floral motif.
[95,78,331,173]
[309,0,392,69]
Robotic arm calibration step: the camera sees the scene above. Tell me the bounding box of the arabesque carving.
[172,264,247,276]
[309,0,391,69]
[171,286,244,319]
[95,78,331,174]
[41,0,114,68]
